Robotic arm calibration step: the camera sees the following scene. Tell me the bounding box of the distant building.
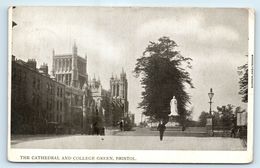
[110,69,129,119]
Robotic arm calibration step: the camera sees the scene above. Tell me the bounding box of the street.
[11,127,246,150]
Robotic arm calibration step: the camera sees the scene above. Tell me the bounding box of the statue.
[169,96,178,116]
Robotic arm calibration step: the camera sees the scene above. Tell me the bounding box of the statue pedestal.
[206,117,214,136]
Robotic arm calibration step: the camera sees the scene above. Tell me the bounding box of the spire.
[72,41,77,56]
[121,67,126,78]
[73,41,77,49]
[52,49,55,56]
[111,73,114,79]
[51,49,55,76]
[85,53,87,61]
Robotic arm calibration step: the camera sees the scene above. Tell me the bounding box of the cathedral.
[51,43,130,133]
[11,42,133,135]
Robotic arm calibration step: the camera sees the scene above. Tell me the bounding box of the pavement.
[11,127,246,150]
[115,127,208,137]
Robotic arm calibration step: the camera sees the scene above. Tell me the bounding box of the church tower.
[71,42,79,87]
[110,69,129,117]
[120,68,127,101]
[52,42,87,88]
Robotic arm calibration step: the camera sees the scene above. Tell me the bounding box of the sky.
[12,7,248,123]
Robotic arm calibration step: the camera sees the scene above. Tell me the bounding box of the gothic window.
[46,83,48,91]
[37,96,40,106]
[57,87,59,96]
[56,114,58,122]
[50,100,52,110]
[52,99,55,109]
[32,93,35,105]
[17,70,21,82]
[113,85,115,96]
[57,100,59,111]
[37,79,40,90]
[117,84,119,97]
[23,71,27,81]
[60,89,63,97]
[58,59,61,71]
[33,77,36,88]
[50,84,52,94]
[60,101,62,111]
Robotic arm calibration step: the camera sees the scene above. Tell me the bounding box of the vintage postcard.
[8,6,254,163]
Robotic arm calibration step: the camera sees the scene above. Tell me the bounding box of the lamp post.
[207,88,214,136]
[208,88,214,116]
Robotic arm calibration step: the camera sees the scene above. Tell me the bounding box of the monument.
[166,96,179,127]
[169,96,178,116]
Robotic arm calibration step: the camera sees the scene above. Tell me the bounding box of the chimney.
[39,63,49,75]
[26,59,37,69]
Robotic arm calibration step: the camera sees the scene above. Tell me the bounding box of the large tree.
[217,104,235,128]
[133,37,193,125]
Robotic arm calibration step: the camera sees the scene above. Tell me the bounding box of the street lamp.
[207,88,214,136]
[208,88,214,116]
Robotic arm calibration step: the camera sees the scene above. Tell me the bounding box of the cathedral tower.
[52,42,88,89]
[71,42,79,87]
[110,69,129,117]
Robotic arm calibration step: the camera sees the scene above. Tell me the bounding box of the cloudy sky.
[12,7,248,122]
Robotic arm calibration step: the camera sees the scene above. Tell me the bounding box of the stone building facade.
[11,56,65,134]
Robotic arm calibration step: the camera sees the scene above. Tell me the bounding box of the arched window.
[117,84,119,97]
[113,84,115,96]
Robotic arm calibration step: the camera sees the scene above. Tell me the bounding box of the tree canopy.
[133,37,193,125]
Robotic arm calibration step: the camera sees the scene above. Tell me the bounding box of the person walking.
[119,120,124,131]
[157,121,166,141]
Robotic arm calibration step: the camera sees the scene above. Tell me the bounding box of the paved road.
[12,127,246,150]
[114,127,208,137]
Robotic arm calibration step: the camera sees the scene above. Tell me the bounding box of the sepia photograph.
[8,6,254,163]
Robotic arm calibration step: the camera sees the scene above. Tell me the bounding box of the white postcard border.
[7,7,254,163]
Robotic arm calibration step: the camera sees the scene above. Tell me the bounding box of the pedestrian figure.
[157,121,166,141]
[93,122,99,135]
[230,124,236,138]
[119,120,124,131]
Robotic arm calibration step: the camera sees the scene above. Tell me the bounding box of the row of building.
[11,43,134,134]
